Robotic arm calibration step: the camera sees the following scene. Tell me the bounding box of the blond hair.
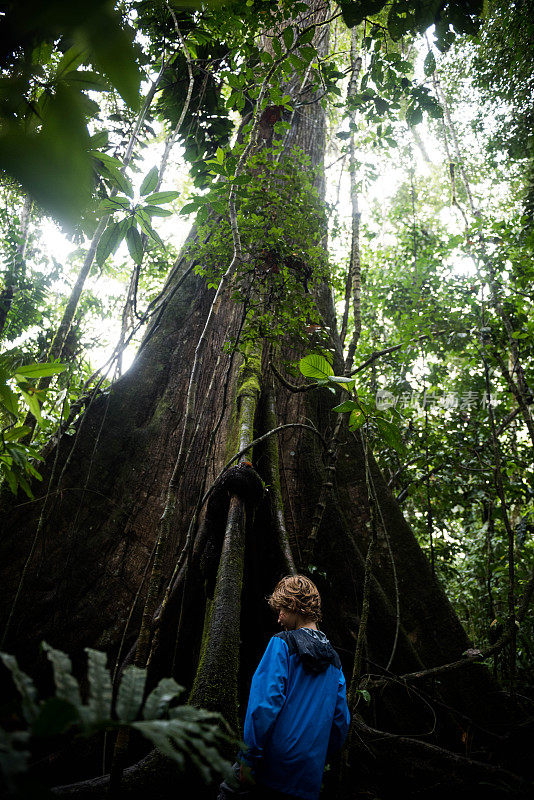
[268,575,322,622]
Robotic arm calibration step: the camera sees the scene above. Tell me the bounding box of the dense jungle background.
[0,0,533,798]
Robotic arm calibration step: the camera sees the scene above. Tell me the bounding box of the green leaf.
[349,408,366,429]
[15,362,66,379]
[63,70,108,92]
[142,205,172,217]
[85,648,113,725]
[332,400,359,413]
[406,104,423,126]
[126,226,144,264]
[283,26,295,50]
[2,467,18,495]
[96,222,124,266]
[299,45,316,63]
[55,46,87,78]
[143,678,184,720]
[216,147,225,165]
[144,191,180,205]
[42,642,82,708]
[99,197,131,212]
[116,665,147,723]
[328,376,356,392]
[289,54,306,71]
[0,385,18,416]
[19,389,42,424]
[136,214,164,248]
[424,51,436,77]
[180,202,200,215]
[133,709,231,781]
[298,354,334,380]
[2,426,31,442]
[86,11,141,109]
[375,417,406,455]
[140,166,159,197]
[299,27,316,45]
[91,158,134,198]
[272,37,282,58]
[88,150,124,171]
[0,652,38,724]
[230,174,252,185]
[0,85,92,225]
[373,96,390,115]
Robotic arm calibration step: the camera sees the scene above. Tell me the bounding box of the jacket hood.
[275,629,341,674]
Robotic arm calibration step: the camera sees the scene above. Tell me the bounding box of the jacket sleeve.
[242,636,289,770]
[327,669,351,755]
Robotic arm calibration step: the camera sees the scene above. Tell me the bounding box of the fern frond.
[42,642,82,708]
[133,711,231,783]
[0,652,38,724]
[116,665,146,723]
[85,648,112,725]
[143,677,184,721]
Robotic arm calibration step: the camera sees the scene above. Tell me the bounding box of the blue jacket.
[242,629,350,800]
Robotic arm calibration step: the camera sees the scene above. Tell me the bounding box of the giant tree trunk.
[0,5,529,798]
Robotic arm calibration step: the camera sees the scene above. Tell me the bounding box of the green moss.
[236,342,262,399]
[188,501,245,731]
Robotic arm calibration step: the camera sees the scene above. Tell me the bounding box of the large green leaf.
[19,389,42,424]
[332,399,359,413]
[349,408,366,430]
[0,85,92,225]
[2,426,32,442]
[140,166,159,197]
[90,152,134,197]
[126,226,144,264]
[85,10,141,109]
[375,417,406,455]
[142,205,173,217]
[0,385,18,417]
[144,191,180,205]
[298,354,334,380]
[14,362,66,379]
[328,376,356,392]
[96,221,125,266]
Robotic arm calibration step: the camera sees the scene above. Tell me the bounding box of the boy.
[239,575,350,800]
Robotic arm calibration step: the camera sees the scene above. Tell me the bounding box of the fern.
[143,677,184,720]
[41,642,82,708]
[85,648,113,724]
[116,664,147,723]
[0,642,233,791]
[0,653,38,724]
